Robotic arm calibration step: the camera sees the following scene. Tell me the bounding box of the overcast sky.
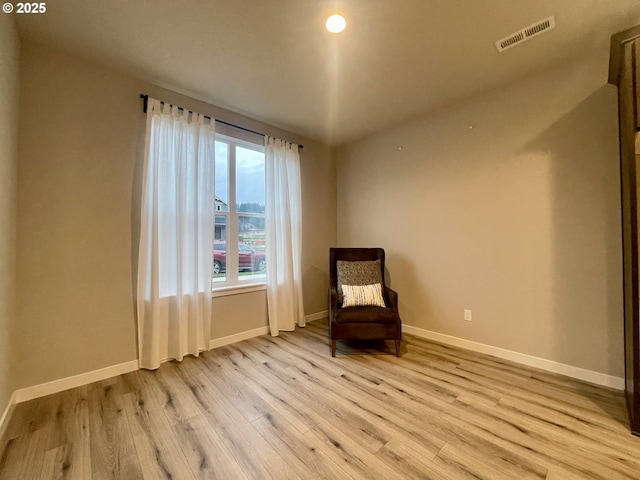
[215,142,265,206]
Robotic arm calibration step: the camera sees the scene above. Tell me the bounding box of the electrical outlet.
[464,309,472,321]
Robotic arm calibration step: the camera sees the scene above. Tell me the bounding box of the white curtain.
[137,98,215,369]
[265,136,304,335]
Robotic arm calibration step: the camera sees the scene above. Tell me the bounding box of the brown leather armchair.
[329,248,402,357]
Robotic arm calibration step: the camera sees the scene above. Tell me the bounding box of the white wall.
[0,15,19,415]
[337,55,624,377]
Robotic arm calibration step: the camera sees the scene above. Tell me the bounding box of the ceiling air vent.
[496,16,555,52]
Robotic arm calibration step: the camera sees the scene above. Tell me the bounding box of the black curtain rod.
[140,94,303,149]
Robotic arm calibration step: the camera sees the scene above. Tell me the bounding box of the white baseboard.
[0,312,327,424]
[209,326,270,349]
[305,310,328,323]
[14,360,139,404]
[402,324,625,390]
[9,317,322,407]
[208,311,328,348]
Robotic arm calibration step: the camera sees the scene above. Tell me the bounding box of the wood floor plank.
[283,366,393,454]
[238,340,390,444]
[438,395,633,479]
[188,371,300,480]
[254,336,493,459]
[497,394,640,455]
[305,419,400,480]
[404,336,628,429]
[2,319,640,479]
[43,387,91,479]
[171,414,249,480]
[402,333,522,374]
[2,394,57,442]
[439,432,547,480]
[186,348,276,423]
[40,441,92,480]
[375,436,449,480]
[545,465,598,480]
[139,366,201,427]
[433,442,529,480]
[219,345,331,428]
[464,397,640,478]
[251,411,353,480]
[40,444,72,480]
[522,375,629,423]
[217,346,321,433]
[88,380,143,480]
[288,360,448,459]
[120,378,194,480]
[0,425,49,480]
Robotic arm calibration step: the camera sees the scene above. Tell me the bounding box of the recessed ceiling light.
[326,14,346,33]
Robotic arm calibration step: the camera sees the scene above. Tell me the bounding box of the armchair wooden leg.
[331,340,337,357]
[395,339,401,357]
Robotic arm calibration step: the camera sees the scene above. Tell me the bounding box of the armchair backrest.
[329,248,386,289]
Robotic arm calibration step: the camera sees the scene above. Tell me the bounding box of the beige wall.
[16,41,336,390]
[337,55,624,377]
[0,16,19,412]
[212,291,267,339]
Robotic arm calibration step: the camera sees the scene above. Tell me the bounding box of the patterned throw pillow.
[342,283,386,308]
[336,260,383,302]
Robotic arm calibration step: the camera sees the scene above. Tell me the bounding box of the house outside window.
[213,135,266,287]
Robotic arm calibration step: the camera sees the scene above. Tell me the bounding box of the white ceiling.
[15,0,640,146]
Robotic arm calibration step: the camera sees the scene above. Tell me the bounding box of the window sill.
[212,283,266,298]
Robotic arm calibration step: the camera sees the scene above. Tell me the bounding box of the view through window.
[213,136,266,286]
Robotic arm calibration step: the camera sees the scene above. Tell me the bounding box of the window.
[213,134,266,287]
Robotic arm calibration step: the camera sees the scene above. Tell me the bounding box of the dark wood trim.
[634,42,640,130]
[627,41,640,436]
[609,25,640,85]
[610,27,640,436]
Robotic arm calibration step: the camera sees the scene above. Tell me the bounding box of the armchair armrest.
[384,286,399,313]
[329,286,339,319]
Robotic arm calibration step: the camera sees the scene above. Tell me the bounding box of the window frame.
[212,133,266,291]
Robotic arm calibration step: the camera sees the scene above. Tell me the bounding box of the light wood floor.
[1,319,640,479]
